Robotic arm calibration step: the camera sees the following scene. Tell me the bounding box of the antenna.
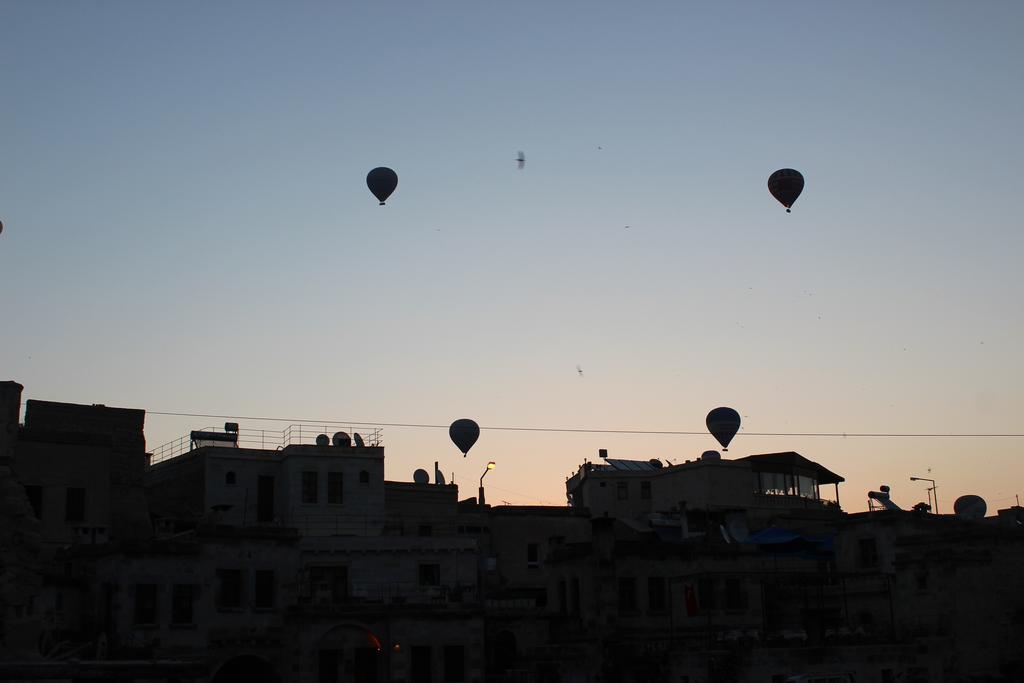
[910,475,938,514]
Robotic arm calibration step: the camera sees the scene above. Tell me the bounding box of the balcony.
[148,423,383,464]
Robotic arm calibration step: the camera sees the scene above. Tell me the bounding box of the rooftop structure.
[566,450,844,524]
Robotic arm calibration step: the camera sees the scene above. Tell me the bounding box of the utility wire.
[137,409,1024,438]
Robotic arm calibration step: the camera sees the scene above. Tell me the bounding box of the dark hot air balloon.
[367,167,398,205]
[449,418,480,457]
[706,407,741,451]
[768,168,804,213]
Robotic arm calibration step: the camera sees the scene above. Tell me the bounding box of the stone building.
[2,382,1023,682]
[10,397,152,555]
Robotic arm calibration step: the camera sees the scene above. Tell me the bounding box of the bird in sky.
[577,365,584,377]
[516,151,525,170]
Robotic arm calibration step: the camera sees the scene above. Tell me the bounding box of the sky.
[2,1,1022,512]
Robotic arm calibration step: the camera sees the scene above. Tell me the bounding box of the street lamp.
[479,461,496,507]
[910,476,938,514]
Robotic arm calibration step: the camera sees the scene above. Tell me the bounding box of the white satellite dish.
[413,469,429,484]
[725,514,750,543]
[953,494,987,520]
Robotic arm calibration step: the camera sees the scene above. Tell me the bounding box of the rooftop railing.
[148,424,383,465]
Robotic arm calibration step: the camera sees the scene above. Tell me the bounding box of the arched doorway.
[212,654,274,683]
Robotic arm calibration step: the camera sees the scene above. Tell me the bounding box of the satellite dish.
[315,434,330,446]
[332,431,351,447]
[449,419,480,457]
[435,470,446,485]
[701,450,722,461]
[706,407,741,451]
[353,433,365,447]
[953,495,987,520]
[413,469,430,484]
[725,513,750,543]
[649,458,663,468]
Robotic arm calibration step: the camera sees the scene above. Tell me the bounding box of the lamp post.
[910,476,938,514]
[479,461,496,507]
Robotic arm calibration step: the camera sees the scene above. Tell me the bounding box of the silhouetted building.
[2,382,1022,683]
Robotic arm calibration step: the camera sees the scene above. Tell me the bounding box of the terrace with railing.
[148,423,383,465]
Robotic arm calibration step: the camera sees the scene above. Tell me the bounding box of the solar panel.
[606,458,657,471]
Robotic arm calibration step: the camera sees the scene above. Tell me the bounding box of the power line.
[138,409,1024,439]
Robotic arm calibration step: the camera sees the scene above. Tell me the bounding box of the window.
[411,646,431,683]
[328,472,343,504]
[134,584,158,624]
[443,645,465,683]
[797,474,817,499]
[254,570,275,608]
[418,563,440,587]
[858,538,878,568]
[216,569,243,609]
[527,542,540,568]
[256,475,274,522]
[758,472,789,496]
[725,578,746,609]
[225,471,236,486]
[640,481,651,500]
[418,524,432,537]
[25,485,42,520]
[698,578,716,609]
[617,482,628,500]
[65,487,85,522]
[618,577,637,613]
[171,584,195,624]
[302,471,318,504]
[310,566,348,604]
[648,577,666,612]
[359,470,370,484]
